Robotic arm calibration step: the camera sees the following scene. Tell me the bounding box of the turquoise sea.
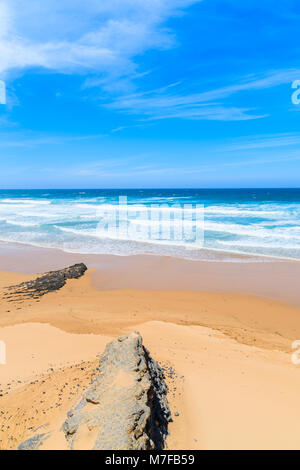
[0,189,299,261]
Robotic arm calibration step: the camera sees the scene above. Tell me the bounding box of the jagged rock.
[19,332,171,450]
[4,263,87,300]
[63,332,171,450]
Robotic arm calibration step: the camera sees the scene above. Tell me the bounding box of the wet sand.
[1,241,300,306]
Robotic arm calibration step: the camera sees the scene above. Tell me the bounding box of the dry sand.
[1,247,300,450]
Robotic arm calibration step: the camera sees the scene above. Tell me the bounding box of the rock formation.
[18,332,171,450]
[4,263,87,301]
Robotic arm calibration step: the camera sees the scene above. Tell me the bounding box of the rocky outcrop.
[4,263,87,300]
[63,332,171,450]
[18,332,171,450]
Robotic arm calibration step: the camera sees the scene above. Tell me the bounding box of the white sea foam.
[203,221,300,241]
[218,240,300,250]
[0,194,299,260]
[4,219,39,227]
[0,199,51,205]
[204,207,286,217]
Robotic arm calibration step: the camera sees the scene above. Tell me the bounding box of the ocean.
[0,188,299,261]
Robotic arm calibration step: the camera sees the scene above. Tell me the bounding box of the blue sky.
[0,0,300,188]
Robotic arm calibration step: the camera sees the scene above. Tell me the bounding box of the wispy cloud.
[0,131,107,147]
[221,133,300,152]
[0,0,200,82]
[106,69,300,121]
[1,3,298,124]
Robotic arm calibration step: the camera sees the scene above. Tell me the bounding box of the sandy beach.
[1,0,299,453]
[1,243,300,450]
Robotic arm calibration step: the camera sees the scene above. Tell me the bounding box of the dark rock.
[4,263,87,301]
[19,332,171,451]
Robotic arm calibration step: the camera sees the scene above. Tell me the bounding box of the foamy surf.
[0,189,299,261]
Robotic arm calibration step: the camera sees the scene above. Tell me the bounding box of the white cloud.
[0,0,200,77]
[106,69,300,121]
[221,133,300,152]
[1,2,296,122]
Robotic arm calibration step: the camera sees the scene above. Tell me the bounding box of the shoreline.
[1,236,297,263]
[1,188,300,265]
[0,241,300,306]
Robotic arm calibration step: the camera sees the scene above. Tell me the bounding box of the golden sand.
[1,266,300,450]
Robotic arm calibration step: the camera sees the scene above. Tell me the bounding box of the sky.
[0,0,300,189]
